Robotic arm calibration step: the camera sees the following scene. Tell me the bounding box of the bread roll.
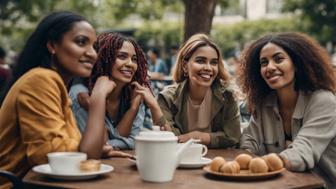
[220,161,240,174]
[80,159,101,172]
[249,158,268,173]
[262,153,283,171]
[210,156,226,172]
[235,154,252,169]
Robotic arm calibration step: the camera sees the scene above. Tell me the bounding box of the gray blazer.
[240,90,336,189]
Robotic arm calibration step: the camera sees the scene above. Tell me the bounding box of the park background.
[1,0,336,63]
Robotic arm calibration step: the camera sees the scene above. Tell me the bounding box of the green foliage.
[211,18,299,57]
[283,0,336,44]
[103,0,182,22]
[0,0,183,51]
[0,0,98,50]
[134,18,299,58]
[134,21,183,52]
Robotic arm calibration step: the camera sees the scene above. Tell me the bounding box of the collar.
[265,91,305,119]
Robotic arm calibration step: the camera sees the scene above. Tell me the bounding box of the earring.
[183,71,188,77]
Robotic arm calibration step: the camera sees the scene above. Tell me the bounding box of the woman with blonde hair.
[157,34,241,148]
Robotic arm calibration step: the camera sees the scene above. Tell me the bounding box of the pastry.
[234,154,252,170]
[249,158,268,173]
[210,156,226,172]
[220,161,240,174]
[80,159,101,172]
[262,153,284,171]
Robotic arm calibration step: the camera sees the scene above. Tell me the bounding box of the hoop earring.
[183,71,188,77]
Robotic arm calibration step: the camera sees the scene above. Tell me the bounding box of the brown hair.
[173,33,230,83]
[239,32,336,114]
[89,32,150,101]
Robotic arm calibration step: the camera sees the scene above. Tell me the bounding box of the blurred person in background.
[147,48,168,80]
[167,45,179,76]
[0,47,11,93]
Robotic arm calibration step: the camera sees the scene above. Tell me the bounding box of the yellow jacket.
[0,68,81,189]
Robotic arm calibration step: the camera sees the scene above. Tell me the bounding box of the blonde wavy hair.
[172,33,230,83]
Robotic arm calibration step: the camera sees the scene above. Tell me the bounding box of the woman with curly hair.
[157,34,241,148]
[239,32,336,188]
[70,32,164,151]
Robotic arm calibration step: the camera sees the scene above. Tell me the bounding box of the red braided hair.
[89,32,151,101]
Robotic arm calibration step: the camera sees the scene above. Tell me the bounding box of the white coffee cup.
[180,143,208,163]
[47,152,87,174]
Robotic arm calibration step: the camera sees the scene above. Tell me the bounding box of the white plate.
[33,164,114,180]
[179,157,212,168]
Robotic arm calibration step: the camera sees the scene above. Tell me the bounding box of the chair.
[0,170,24,189]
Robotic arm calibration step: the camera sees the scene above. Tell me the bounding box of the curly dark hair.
[239,32,336,114]
[88,32,150,101]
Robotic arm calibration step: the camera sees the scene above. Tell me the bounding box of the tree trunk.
[183,0,217,41]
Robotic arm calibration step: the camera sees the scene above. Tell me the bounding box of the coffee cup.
[47,152,87,174]
[180,143,208,163]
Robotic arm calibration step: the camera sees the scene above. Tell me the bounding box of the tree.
[183,0,217,40]
[0,0,97,50]
[283,0,336,48]
[0,0,233,50]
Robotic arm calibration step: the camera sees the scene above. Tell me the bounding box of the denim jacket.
[69,83,144,150]
[157,79,241,148]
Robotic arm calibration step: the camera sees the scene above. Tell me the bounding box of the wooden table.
[23,149,325,189]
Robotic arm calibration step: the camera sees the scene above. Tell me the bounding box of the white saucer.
[179,157,212,168]
[33,164,114,180]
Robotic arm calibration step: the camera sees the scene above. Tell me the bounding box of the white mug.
[47,152,87,174]
[180,143,208,163]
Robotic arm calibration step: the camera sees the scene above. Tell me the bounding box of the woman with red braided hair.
[69,32,165,153]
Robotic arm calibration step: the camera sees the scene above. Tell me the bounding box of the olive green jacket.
[157,80,241,148]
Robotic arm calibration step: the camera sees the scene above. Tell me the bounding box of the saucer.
[179,157,212,168]
[33,164,114,180]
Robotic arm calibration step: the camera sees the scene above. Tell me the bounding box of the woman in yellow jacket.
[0,11,114,188]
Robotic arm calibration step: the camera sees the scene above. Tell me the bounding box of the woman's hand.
[101,143,134,159]
[177,131,210,145]
[80,76,116,159]
[131,82,156,108]
[77,92,90,110]
[91,76,116,98]
[131,81,169,129]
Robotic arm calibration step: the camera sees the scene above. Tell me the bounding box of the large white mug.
[180,143,208,163]
[135,131,193,182]
[47,152,87,174]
